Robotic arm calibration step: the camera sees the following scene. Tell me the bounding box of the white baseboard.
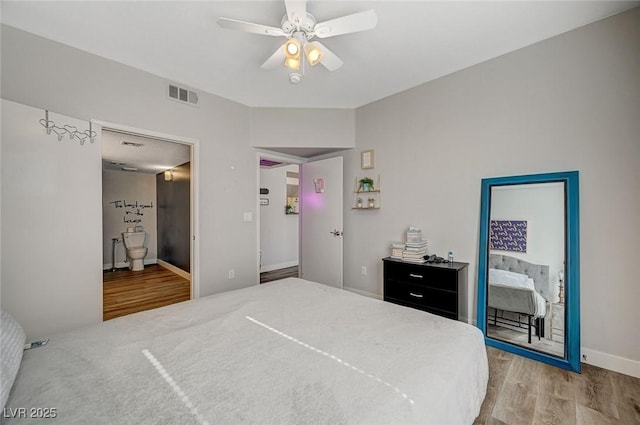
[157,259,191,280]
[343,286,383,300]
[102,258,157,270]
[581,347,640,378]
[260,261,298,273]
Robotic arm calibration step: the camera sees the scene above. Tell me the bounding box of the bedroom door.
[300,156,343,288]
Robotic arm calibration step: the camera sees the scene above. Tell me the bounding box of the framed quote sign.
[361,149,375,169]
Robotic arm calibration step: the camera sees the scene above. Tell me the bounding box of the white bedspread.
[5,278,487,425]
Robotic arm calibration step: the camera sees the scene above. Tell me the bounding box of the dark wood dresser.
[382,257,469,321]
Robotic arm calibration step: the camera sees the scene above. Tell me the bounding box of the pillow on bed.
[489,268,535,291]
[1,309,26,409]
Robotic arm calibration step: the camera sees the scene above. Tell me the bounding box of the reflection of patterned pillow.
[490,220,527,252]
[489,268,535,290]
[1,309,26,409]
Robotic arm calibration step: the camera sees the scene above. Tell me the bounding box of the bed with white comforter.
[3,278,488,425]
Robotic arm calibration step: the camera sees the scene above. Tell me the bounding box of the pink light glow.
[302,187,325,209]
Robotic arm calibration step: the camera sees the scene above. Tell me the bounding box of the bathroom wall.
[156,162,191,273]
[102,169,157,269]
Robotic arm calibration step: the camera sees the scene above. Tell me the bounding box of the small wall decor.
[352,175,381,209]
[358,176,375,192]
[314,178,324,193]
[260,198,269,206]
[361,149,375,169]
[490,220,527,252]
[108,199,154,224]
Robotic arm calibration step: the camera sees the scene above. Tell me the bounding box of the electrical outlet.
[228,269,235,279]
[361,266,367,276]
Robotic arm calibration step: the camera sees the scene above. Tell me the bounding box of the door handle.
[329,229,343,237]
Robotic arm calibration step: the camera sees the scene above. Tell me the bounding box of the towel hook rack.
[39,109,96,145]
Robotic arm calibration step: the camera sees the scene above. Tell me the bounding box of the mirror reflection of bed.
[487,254,563,357]
[486,182,566,358]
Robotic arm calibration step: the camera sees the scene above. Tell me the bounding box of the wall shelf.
[353,175,381,209]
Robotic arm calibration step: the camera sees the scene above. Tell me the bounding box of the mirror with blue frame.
[477,171,580,372]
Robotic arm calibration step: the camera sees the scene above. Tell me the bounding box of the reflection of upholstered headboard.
[489,254,551,301]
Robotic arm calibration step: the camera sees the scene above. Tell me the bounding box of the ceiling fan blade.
[261,44,286,69]
[312,41,343,71]
[217,17,284,37]
[285,0,307,27]
[314,9,377,39]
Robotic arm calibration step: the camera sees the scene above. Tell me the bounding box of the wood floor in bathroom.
[103,264,191,321]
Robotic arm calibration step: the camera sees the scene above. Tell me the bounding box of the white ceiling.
[2,1,637,109]
[102,130,190,174]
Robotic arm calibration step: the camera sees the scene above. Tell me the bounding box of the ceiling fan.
[217,0,377,84]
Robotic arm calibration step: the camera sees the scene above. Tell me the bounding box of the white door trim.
[94,119,201,299]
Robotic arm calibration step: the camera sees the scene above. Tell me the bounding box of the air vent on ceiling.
[168,83,199,107]
[260,158,283,168]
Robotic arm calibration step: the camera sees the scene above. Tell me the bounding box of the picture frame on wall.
[361,149,375,169]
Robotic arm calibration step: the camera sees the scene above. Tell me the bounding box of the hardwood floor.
[260,265,299,283]
[103,264,190,321]
[488,323,564,358]
[474,347,640,425]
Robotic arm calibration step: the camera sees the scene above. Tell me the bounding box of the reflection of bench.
[488,254,550,344]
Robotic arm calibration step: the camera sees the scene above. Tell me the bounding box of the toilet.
[121,230,148,271]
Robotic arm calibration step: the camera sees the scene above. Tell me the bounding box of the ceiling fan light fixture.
[284,57,300,70]
[218,1,379,80]
[304,43,323,66]
[283,38,301,70]
[286,42,298,55]
[284,39,300,57]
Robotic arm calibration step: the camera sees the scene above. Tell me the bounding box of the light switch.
[243,212,253,222]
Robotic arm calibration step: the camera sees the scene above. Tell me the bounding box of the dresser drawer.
[382,257,469,321]
[385,281,457,316]
[384,261,456,291]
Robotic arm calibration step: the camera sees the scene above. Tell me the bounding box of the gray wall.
[103,170,157,268]
[1,100,103,338]
[157,162,190,273]
[250,108,355,150]
[1,24,256,302]
[345,8,640,369]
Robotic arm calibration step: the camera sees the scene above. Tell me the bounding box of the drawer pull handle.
[409,273,423,279]
[409,292,424,298]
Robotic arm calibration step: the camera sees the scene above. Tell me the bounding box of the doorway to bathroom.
[100,126,195,320]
